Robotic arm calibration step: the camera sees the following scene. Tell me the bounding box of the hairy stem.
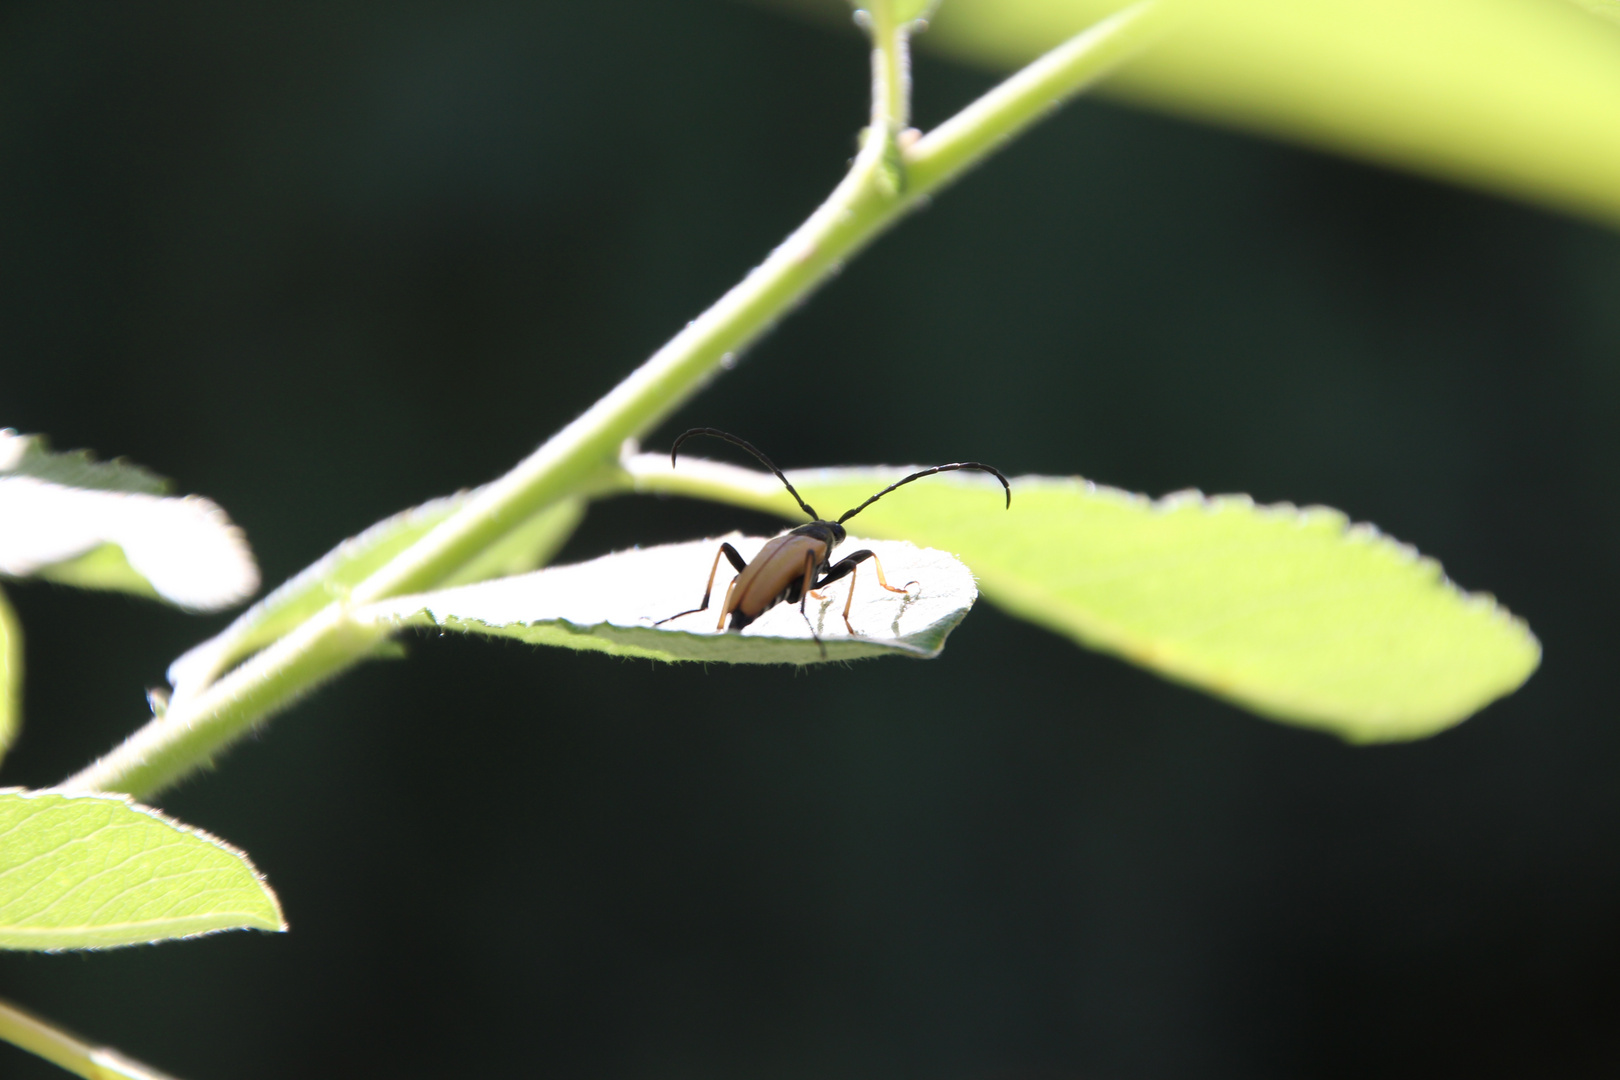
[62,1,1160,800]
[906,2,1167,197]
[0,997,179,1080]
[866,1,913,130]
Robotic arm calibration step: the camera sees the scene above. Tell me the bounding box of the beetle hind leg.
[790,546,828,659]
[717,576,740,631]
[654,543,748,627]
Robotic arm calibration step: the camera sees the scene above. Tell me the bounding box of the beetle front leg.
[815,549,914,634]
[655,542,748,626]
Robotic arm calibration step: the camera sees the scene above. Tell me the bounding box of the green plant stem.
[65,605,387,797]
[0,998,179,1080]
[866,1,912,129]
[905,1,1166,197]
[61,0,1160,800]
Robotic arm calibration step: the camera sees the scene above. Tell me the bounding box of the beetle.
[654,427,1010,649]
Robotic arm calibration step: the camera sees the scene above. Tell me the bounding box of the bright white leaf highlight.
[0,789,284,951]
[358,534,978,663]
[0,476,258,611]
[0,431,258,617]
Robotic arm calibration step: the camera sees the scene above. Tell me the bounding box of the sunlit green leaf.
[357,534,978,663]
[762,0,1620,228]
[783,469,1539,741]
[617,454,1537,740]
[0,789,284,951]
[0,587,17,766]
[166,494,584,694]
[31,544,162,600]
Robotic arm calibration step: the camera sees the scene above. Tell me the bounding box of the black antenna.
[837,462,1011,525]
[669,428,820,521]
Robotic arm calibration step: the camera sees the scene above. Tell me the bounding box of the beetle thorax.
[790,519,845,549]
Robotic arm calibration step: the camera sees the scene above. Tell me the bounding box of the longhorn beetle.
[654,428,1010,652]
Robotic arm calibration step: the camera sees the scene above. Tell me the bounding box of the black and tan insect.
[654,428,1010,650]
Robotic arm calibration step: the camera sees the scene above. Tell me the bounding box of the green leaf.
[356,534,978,663]
[768,0,1620,228]
[781,469,1539,742]
[31,544,163,600]
[0,789,284,950]
[166,494,584,694]
[0,587,18,766]
[0,431,258,612]
[951,0,1620,226]
[615,455,1536,738]
[0,430,169,496]
[1568,0,1620,29]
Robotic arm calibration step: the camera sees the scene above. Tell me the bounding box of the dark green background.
[4,2,1617,1076]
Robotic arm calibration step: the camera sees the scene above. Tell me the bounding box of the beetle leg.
[815,549,910,592]
[866,552,916,595]
[815,549,914,635]
[795,548,828,659]
[655,543,748,626]
[717,575,739,630]
[841,564,859,633]
[797,547,819,618]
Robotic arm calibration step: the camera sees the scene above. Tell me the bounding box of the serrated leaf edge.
[976,476,1541,735]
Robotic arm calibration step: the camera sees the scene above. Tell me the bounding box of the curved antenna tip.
[837,461,1012,525]
[665,427,819,521]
